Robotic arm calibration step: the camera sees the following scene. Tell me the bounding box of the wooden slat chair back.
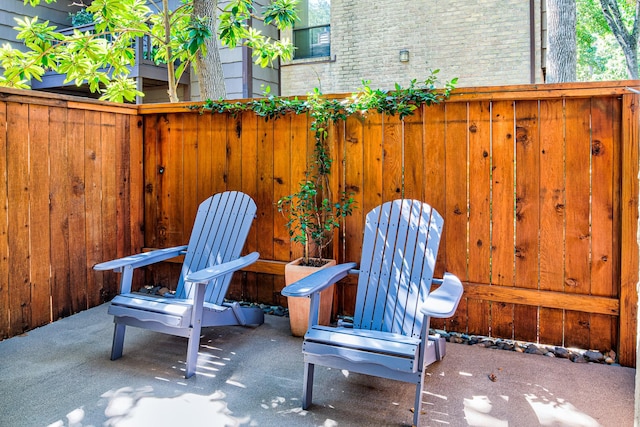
[353,199,442,337]
[175,191,256,303]
[95,191,262,378]
[282,199,463,426]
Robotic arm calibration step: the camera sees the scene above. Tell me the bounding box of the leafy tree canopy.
[0,0,297,102]
[577,0,639,80]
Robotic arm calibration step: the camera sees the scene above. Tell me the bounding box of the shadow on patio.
[0,304,634,427]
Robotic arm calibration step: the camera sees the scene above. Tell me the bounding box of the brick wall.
[282,0,544,96]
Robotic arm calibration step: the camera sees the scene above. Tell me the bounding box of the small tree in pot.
[277,89,355,335]
[277,88,355,266]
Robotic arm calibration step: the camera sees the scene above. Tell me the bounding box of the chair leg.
[185,325,202,379]
[111,322,126,360]
[302,362,315,409]
[413,370,427,426]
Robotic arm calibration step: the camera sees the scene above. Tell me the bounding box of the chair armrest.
[93,245,188,272]
[421,272,463,318]
[185,252,260,283]
[281,262,357,297]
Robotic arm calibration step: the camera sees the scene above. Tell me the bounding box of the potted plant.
[278,89,355,336]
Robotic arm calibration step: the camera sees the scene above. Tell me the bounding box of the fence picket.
[564,98,593,349]
[7,102,30,335]
[538,99,566,346]
[67,109,88,313]
[0,101,8,338]
[490,100,516,339]
[443,102,469,333]
[468,101,491,336]
[29,104,52,328]
[382,114,403,202]
[49,107,71,320]
[423,103,447,280]
[403,106,424,201]
[514,100,541,342]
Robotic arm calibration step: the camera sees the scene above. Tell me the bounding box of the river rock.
[584,350,604,362]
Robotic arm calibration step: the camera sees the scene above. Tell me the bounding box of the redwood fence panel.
[139,81,639,366]
[0,89,143,340]
[1,82,637,368]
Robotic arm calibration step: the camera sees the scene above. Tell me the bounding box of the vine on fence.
[192,71,457,264]
[194,71,456,120]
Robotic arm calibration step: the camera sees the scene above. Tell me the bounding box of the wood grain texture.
[0,101,8,338]
[513,100,540,342]
[0,83,636,365]
[467,101,491,336]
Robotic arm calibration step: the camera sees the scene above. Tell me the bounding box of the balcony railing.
[32,23,188,92]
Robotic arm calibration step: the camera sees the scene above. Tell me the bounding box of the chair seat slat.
[303,342,418,372]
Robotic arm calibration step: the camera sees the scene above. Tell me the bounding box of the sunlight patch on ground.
[47,407,87,427]
[101,388,248,427]
[463,395,508,427]
[525,394,600,426]
[226,379,246,388]
[424,390,448,400]
[260,395,308,417]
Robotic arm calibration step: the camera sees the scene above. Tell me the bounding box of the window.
[293,0,330,59]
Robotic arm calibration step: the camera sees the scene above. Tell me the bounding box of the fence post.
[619,93,639,368]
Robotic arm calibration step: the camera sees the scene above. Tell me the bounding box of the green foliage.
[577,0,639,80]
[219,0,297,67]
[347,71,458,119]
[276,86,354,263]
[5,0,298,102]
[198,70,456,120]
[197,70,457,263]
[70,9,95,27]
[277,178,355,263]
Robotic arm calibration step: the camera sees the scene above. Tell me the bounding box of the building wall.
[281,0,544,96]
[189,43,280,101]
[0,0,81,49]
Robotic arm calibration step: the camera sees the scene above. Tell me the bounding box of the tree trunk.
[193,0,227,100]
[599,0,640,79]
[162,0,179,102]
[546,0,577,83]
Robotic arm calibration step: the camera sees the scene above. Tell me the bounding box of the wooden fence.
[139,81,639,366]
[0,82,637,367]
[0,89,143,339]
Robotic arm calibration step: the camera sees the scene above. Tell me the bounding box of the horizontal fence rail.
[139,81,639,366]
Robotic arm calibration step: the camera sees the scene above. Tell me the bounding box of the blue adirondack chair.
[94,191,263,378]
[282,199,463,426]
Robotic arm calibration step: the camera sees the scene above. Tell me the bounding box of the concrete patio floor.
[0,303,635,427]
